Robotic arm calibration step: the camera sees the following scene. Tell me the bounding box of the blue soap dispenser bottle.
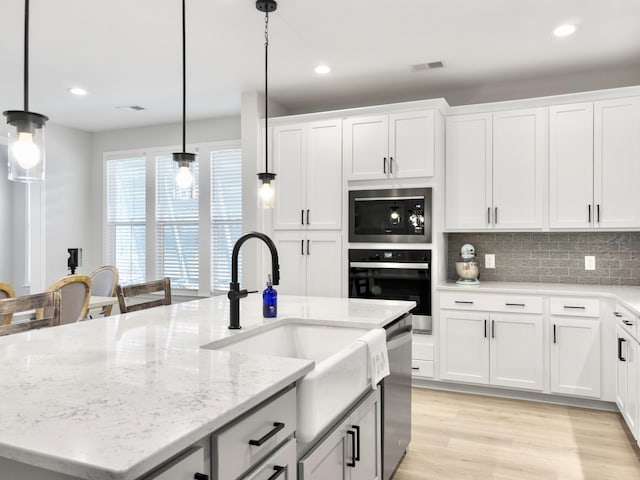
[263,274,277,318]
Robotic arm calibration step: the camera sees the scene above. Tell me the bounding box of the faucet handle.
[227,288,249,302]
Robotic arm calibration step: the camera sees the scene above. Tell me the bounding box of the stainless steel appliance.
[348,249,432,333]
[382,313,412,480]
[349,188,432,243]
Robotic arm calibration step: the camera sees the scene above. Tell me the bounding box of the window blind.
[211,148,242,294]
[156,154,199,290]
[106,157,146,285]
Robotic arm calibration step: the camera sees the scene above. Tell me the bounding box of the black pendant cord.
[264,11,269,174]
[24,0,29,112]
[181,0,186,153]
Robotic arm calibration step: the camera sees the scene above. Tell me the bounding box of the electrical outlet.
[585,256,596,270]
[485,254,495,269]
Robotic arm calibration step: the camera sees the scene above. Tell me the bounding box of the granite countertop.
[439,281,640,314]
[0,294,414,480]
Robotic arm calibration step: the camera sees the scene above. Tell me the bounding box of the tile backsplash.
[447,232,640,286]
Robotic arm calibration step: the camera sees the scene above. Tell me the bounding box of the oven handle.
[353,196,424,202]
[349,262,429,270]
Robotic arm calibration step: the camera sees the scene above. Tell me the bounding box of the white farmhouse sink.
[202,321,371,443]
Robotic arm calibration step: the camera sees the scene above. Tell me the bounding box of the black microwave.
[349,187,432,243]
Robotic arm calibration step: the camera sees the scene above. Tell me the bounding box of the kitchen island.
[0,294,414,480]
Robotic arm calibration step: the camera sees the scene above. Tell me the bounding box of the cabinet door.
[550,317,601,398]
[445,113,493,230]
[273,232,307,296]
[273,125,307,230]
[594,97,640,228]
[492,108,546,230]
[549,103,594,229]
[388,110,435,178]
[489,313,543,391]
[626,337,638,438]
[349,390,381,480]
[439,310,490,384]
[299,423,349,480]
[344,115,388,180]
[616,327,629,417]
[306,232,342,297]
[306,120,342,230]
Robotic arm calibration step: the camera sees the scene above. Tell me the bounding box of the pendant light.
[256,0,277,209]
[3,0,48,183]
[172,0,196,198]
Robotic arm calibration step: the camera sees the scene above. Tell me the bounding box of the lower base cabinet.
[244,438,297,480]
[145,446,208,480]
[298,389,381,480]
[616,325,639,439]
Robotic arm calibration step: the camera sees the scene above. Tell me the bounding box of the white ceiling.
[1,0,639,132]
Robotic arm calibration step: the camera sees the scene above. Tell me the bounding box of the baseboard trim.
[412,378,618,412]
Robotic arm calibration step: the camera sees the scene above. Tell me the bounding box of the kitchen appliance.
[382,313,412,480]
[455,243,480,285]
[349,249,432,333]
[349,187,432,243]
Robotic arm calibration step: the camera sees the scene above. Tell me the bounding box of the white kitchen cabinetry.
[272,120,342,230]
[144,446,208,480]
[299,389,380,480]
[616,324,639,439]
[411,334,435,379]
[439,293,544,391]
[344,110,435,180]
[273,231,341,297]
[445,108,545,230]
[244,438,297,480]
[549,97,640,229]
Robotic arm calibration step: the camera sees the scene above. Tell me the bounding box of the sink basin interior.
[203,322,370,362]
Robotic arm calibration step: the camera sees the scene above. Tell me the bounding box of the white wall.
[88,116,241,274]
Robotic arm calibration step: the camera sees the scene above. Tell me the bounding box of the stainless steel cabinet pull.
[487,207,491,224]
[389,157,394,174]
[553,324,557,344]
[383,157,387,174]
[505,303,525,307]
[588,204,591,223]
[267,466,286,480]
[307,239,310,255]
[306,209,310,225]
[597,204,600,222]
[563,305,586,310]
[491,320,495,338]
[454,300,474,304]
[248,422,285,446]
[494,207,498,224]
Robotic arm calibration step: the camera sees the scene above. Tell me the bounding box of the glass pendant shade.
[4,110,47,182]
[173,152,196,199]
[257,172,275,208]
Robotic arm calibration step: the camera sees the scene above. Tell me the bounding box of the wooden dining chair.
[88,265,119,316]
[0,291,61,336]
[0,282,16,325]
[39,274,92,325]
[116,278,172,313]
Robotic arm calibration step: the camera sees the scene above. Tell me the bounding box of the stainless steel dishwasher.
[383,313,412,480]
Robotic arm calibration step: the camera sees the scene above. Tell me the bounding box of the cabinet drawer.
[411,359,434,378]
[243,438,296,480]
[550,297,600,317]
[144,446,206,480]
[412,339,434,361]
[440,292,542,314]
[215,388,296,480]
[615,303,638,340]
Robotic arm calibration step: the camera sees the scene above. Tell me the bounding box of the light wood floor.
[393,388,640,480]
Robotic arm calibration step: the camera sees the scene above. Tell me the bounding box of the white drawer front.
[411,359,434,378]
[145,446,205,480]
[216,388,296,480]
[615,303,638,339]
[412,339,434,361]
[550,297,600,317]
[440,292,542,314]
[244,438,296,480]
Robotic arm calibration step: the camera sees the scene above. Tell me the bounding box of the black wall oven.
[348,249,432,333]
[349,187,432,243]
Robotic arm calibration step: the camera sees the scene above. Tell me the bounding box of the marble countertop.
[439,281,640,315]
[0,294,414,480]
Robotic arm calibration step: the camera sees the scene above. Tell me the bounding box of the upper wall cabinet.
[549,97,640,229]
[344,110,436,181]
[272,120,342,230]
[446,108,546,231]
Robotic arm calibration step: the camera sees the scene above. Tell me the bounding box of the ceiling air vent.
[116,105,146,111]
[410,61,445,72]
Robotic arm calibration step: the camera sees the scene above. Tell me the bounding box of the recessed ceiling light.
[68,87,88,96]
[553,24,577,37]
[314,64,331,75]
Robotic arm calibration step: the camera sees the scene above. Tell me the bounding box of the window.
[105,143,242,294]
